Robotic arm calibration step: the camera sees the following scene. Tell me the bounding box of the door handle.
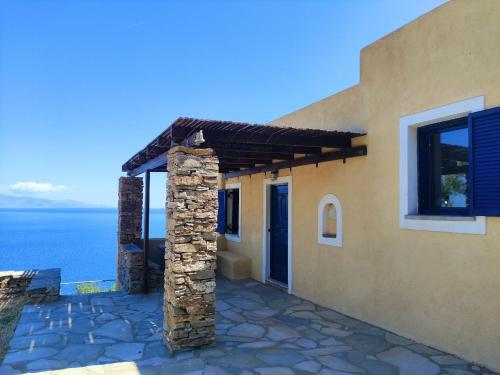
[267,228,271,233]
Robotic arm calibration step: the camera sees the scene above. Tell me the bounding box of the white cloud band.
[9,181,66,193]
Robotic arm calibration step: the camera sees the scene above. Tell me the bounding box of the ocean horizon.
[0,208,166,294]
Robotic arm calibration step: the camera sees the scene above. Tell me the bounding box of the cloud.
[129,20,149,28]
[9,182,66,194]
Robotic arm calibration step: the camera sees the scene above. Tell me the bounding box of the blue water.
[0,208,166,293]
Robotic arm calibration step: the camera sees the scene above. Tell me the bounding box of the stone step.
[216,250,251,280]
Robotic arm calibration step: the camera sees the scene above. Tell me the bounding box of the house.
[117,0,500,371]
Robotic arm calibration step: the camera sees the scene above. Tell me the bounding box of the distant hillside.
[0,194,110,209]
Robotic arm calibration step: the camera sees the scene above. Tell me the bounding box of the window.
[400,97,500,234]
[216,183,241,241]
[225,189,239,235]
[418,117,470,215]
[318,194,342,247]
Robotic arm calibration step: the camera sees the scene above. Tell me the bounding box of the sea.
[0,208,166,294]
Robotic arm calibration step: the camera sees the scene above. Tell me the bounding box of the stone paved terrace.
[0,278,496,375]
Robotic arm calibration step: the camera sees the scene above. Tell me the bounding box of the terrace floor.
[0,277,495,375]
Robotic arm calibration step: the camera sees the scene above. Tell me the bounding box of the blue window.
[417,106,500,217]
[418,117,470,215]
[216,188,240,234]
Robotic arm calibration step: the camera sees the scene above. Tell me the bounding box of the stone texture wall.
[117,176,143,291]
[118,243,144,294]
[0,269,60,303]
[164,146,218,352]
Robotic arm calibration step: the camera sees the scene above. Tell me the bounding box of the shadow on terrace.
[1,277,489,375]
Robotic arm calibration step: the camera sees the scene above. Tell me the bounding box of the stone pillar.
[164,146,218,352]
[117,176,143,290]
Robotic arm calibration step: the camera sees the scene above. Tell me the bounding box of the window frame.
[224,182,241,242]
[417,117,471,216]
[399,96,485,235]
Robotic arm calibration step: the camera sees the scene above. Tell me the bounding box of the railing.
[60,279,116,295]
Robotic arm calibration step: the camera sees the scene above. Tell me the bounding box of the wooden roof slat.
[123,117,366,175]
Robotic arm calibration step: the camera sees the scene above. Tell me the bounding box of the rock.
[227,323,266,338]
[54,344,103,363]
[90,297,114,306]
[406,343,443,356]
[95,312,118,323]
[316,310,346,320]
[296,338,317,349]
[319,337,344,346]
[445,369,475,375]
[256,349,305,366]
[9,333,61,349]
[0,365,21,374]
[377,347,440,375]
[431,355,467,365]
[301,346,352,357]
[26,359,68,371]
[238,341,276,349]
[385,332,414,346]
[3,347,58,364]
[225,297,264,310]
[93,319,133,341]
[256,367,294,375]
[105,343,145,361]
[344,334,392,354]
[321,327,352,337]
[267,325,300,341]
[318,355,363,373]
[215,300,231,311]
[294,360,322,373]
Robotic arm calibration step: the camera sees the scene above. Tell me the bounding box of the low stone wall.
[0,269,61,303]
[117,241,165,294]
[117,243,144,294]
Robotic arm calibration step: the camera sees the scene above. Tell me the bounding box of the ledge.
[404,214,476,222]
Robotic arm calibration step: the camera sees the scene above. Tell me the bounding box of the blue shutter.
[469,107,500,216]
[216,189,227,233]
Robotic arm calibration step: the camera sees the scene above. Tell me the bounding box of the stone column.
[164,146,218,352]
[117,176,143,290]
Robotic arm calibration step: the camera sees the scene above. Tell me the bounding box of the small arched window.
[318,194,342,247]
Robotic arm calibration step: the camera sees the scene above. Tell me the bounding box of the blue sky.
[0,0,446,208]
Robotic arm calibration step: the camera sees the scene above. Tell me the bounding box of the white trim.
[224,182,241,242]
[399,96,486,235]
[318,194,343,247]
[262,176,293,294]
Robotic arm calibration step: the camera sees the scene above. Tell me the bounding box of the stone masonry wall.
[117,176,143,291]
[0,269,60,303]
[164,146,218,352]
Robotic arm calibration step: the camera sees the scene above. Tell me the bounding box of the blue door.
[270,184,288,284]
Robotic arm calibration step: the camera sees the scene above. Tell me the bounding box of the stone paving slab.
[0,277,496,374]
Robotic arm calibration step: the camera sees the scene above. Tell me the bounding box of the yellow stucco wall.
[224,0,500,371]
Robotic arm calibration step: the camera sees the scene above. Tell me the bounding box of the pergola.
[118,117,366,351]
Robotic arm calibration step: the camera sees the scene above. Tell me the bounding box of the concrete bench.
[216,251,251,280]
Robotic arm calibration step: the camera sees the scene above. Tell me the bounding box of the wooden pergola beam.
[223,146,367,178]
[126,152,168,177]
[213,150,295,161]
[204,142,323,155]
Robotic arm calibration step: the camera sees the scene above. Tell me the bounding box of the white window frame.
[262,176,292,294]
[318,194,343,247]
[224,182,241,242]
[399,96,486,235]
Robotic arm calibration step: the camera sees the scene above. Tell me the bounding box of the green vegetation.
[76,282,101,294]
[76,282,117,294]
[0,295,27,363]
